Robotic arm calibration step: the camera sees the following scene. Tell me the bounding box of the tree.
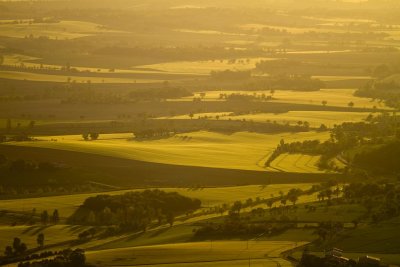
[28,120,35,129]
[348,101,355,108]
[4,245,13,257]
[189,113,194,119]
[37,233,44,247]
[166,213,175,227]
[82,133,89,141]
[69,249,86,266]
[6,119,11,133]
[90,132,99,140]
[41,210,49,225]
[52,209,60,224]
[322,100,328,106]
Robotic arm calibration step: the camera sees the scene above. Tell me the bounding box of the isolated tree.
[52,209,60,224]
[189,113,194,120]
[90,132,99,140]
[348,101,355,108]
[37,233,44,247]
[41,210,49,225]
[28,120,35,129]
[4,245,13,257]
[82,133,89,141]
[6,119,11,133]
[322,100,328,106]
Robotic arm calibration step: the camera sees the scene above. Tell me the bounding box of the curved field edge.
[0,145,342,187]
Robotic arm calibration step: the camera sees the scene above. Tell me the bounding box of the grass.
[0,184,314,218]
[161,110,370,128]
[267,153,323,173]
[7,131,330,171]
[183,89,389,109]
[86,241,306,267]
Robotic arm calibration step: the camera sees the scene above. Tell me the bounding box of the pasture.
[7,131,330,171]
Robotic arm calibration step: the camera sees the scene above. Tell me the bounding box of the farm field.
[85,241,306,267]
[184,89,389,109]
[0,184,314,218]
[0,225,89,250]
[0,20,116,39]
[137,57,277,75]
[161,110,370,128]
[6,131,330,171]
[267,153,323,173]
[0,71,161,84]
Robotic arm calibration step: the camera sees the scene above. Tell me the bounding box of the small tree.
[4,245,13,257]
[37,233,45,247]
[82,133,89,141]
[348,101,355,108]
[41,210,49,225]
[90,132,99,140]
[322,100,327,106]
[52,209,60,224]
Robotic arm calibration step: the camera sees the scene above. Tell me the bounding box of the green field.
[86,241,306,267]
[7,131,330,171]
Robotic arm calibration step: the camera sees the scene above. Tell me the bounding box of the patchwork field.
[6,131,330,171]
[267,153,323,173]
[86,241,306,267]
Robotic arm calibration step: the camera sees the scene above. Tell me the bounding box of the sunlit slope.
[8,131,330,171]
[86,241,305,267]
[0,184,313,217]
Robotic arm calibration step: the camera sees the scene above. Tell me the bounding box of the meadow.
[7,131,330,171]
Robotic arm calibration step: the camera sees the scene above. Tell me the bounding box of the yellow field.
[267,153,323,173]
[0,20,116,39]
[183,89,388,109]
[86,241,306,267]
[0,225,89,250]
[138,57,276,75]
[0,184,314,217]
[7,131,330,171]
[0,71,162,84]
[161,110,369,128]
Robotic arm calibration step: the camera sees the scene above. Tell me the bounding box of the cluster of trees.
[356,80,400,108]
[133,129,174,140]
[343,182,400,223]
[1,250,55,266]
[1,158,60,173]
[39,209,60,225]
[17,249,87,267]
[4,238,27,258]
[68,190,201,231]
[82,133,99,141]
